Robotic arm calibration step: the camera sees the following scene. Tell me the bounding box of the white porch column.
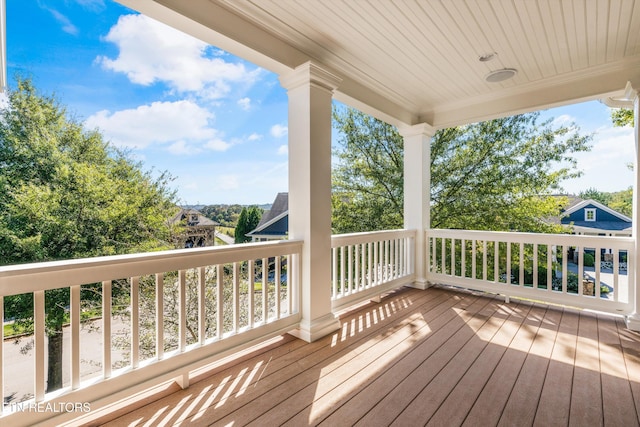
[399,123,436,290]
[628,88,640,331]
[280,62,342,342]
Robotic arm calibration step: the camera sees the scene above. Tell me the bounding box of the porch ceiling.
[120,0,640,128]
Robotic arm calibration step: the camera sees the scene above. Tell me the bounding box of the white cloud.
[75,0,106,12]
[561,124,635,193]
[248,133,262,141]
[44,8,78,35]
[204,138,233,152]
[97,14,260,99]
[217,175,240,190]
[270,124,288,138]
[167,140,202,155]
[277,144,288,155]
[85,100,216,149]
[172,161,288,204]
[551,114,575,127]
[237,97,251,111]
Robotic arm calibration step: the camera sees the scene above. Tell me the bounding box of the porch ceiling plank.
[627,1,640,56]
[604,0,619,64]
[73,287,640,427]
[495,0,544,82]
[540,0,571,75]
[519,0,558,77]
[117,0,640,128]
[410,0,487,100]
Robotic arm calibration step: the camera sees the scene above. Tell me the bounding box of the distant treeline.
[579,187,632,218]
[192,204,270,228]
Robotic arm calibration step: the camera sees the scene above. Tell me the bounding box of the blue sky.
[6,0,636,205]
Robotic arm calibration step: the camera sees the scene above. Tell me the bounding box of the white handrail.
[428,229,634,314]
[0,239,302,294]
[0,240,302,426]
[331,229,416,311]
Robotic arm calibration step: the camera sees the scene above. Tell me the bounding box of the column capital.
[625,80,640,101]
[279,61,342,93]
[398,122,436,139]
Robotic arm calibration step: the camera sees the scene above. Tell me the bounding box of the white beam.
[399,124,435,290]
[628,87,640,332]
[280,62,341,342]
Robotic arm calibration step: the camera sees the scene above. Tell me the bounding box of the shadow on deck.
[71,285,640,426]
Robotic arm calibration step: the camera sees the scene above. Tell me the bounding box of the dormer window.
[190,213,198,222]
[585,208,596,222]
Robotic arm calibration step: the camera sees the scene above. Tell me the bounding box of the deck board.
[82,285,640,427]
[570,311,604,427]
[597,313,639,427]
[533,307,579,427]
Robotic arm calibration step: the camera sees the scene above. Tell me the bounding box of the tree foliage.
[332,107,592,233]
[611,108,634,127]
[199,204,245,227]
[0,78,178,392]
[579,187,611,205]
[580,187,633,218]
[234,206,263,243]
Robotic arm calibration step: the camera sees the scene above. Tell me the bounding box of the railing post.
[280,62,342,342]
[399,124,436,289]
[628,86,640,331]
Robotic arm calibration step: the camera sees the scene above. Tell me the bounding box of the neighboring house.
[558,197,632,237]
[170,208,219,248]
[550,196,632,266]
[247,192,288,241]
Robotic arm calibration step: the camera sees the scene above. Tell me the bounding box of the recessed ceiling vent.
[485,68,518,83]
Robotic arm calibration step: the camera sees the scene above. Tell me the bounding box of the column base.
[407,279,431,290]
[288,313,341,343]
[625,314,640,332]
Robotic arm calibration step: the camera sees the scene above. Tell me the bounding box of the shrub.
[583,252,595,267]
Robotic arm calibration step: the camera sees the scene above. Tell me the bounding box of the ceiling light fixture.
[485,68,518,83]
[478,52,497,62]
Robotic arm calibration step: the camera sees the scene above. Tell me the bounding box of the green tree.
[332,107,591,233]
[579,187,611,205]
[0,78,177,392]
[611,108,633,127]
[234,206,263,243]
[608,187,633,217]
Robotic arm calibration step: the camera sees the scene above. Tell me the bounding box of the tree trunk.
[46,328,63,392]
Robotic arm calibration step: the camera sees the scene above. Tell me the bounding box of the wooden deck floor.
[84,285,640,427]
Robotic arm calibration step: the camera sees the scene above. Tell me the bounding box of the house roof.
[247,192,288,237]
[563,198,632,223]
[170,208,219,227]
[550,197,632,233]
[119,0,640,129]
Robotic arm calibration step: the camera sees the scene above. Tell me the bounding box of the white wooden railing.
[428,229,635,314]
[0,240,301,426]
[331,229,416,311]
[1,227,636,425]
